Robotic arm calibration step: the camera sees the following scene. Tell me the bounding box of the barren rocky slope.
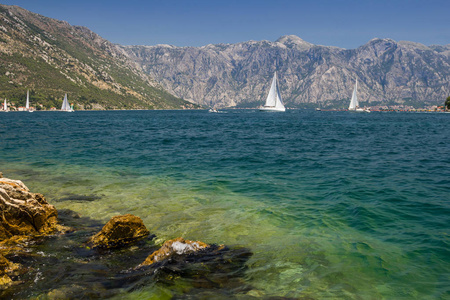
[123,35,450,108]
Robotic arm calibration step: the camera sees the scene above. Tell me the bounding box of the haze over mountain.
[0,4,194,110]
[123,35,450,108]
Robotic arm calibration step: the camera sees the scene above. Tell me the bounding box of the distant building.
[17,106,35,111]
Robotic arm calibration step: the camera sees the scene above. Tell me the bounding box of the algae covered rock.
[0,178,58,240]
[0,255,12,289]
[88,214,150,249]
[0,254,20,290]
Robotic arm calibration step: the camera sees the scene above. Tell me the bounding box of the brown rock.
[0,274,12,289]
[0,178,58,240]
[87,214,150,249]
[0,254,19,273]
[140,237,210,267]
[0,254,20,290]
[0,255,11,272]
[0,175,61,290]
[0,235,33,257]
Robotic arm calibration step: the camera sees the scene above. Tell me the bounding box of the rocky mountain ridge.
[0,4,194,109]
[122,35,450,108]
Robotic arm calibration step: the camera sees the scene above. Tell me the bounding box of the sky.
[2,0,449,49]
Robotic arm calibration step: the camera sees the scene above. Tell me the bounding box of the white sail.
[348,79,358,110]
[265,73,278,107]
[348,79,370,112]
[3,99,6,111]
[25,90,30,110]
[260,72,286,112]
[61,93,73,112]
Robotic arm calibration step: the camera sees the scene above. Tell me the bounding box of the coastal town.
[322,104,449,112]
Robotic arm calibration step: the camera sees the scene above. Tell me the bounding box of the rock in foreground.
[0,175,60,290]
[87,214,150,249]
[0,178,58,240]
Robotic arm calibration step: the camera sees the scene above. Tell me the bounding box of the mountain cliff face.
[122,35,450,108]
[0,4,194,109]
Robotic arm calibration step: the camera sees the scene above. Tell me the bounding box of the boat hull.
[259,106,286,112]
[348,108,370,113]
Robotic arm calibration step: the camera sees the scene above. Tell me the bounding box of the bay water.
[0,110,448,299]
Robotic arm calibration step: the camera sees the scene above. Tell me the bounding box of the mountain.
[0,4,195,110]
[122,35,450,108]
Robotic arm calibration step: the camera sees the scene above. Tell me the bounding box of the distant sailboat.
[26,90,33,112]
[61,93,74,112]
[348,79,369,113]
[259,72,286,112]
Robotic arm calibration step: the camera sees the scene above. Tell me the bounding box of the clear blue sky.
[2,0,449,48]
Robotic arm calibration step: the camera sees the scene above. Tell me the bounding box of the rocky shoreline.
[0,172,253,298]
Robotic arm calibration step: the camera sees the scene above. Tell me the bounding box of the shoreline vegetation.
[0,172,252,298]
[0,101,199,112]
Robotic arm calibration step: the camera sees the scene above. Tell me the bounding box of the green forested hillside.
[0,4,196,110]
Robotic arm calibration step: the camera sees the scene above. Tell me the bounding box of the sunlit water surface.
[0,110,449,299]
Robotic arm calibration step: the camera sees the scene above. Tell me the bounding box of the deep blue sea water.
[0,110,449,299]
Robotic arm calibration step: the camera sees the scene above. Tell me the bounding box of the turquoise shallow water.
[0,110,449,299]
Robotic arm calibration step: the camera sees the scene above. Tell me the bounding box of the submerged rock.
[58,193,102,202]
[129,238,253,294]
[140,237,211,266]
[0,177,59,240]
[45,283,115,299]
[87,214,150,249]
[0,255,12,289]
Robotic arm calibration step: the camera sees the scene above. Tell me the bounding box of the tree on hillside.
[446,96,450,111]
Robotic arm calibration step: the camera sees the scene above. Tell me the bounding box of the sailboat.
[259,72,286,112]
[348,79,369,112]
[2,99,7,112]
[25,90,33,112]
[60,93,74,112]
